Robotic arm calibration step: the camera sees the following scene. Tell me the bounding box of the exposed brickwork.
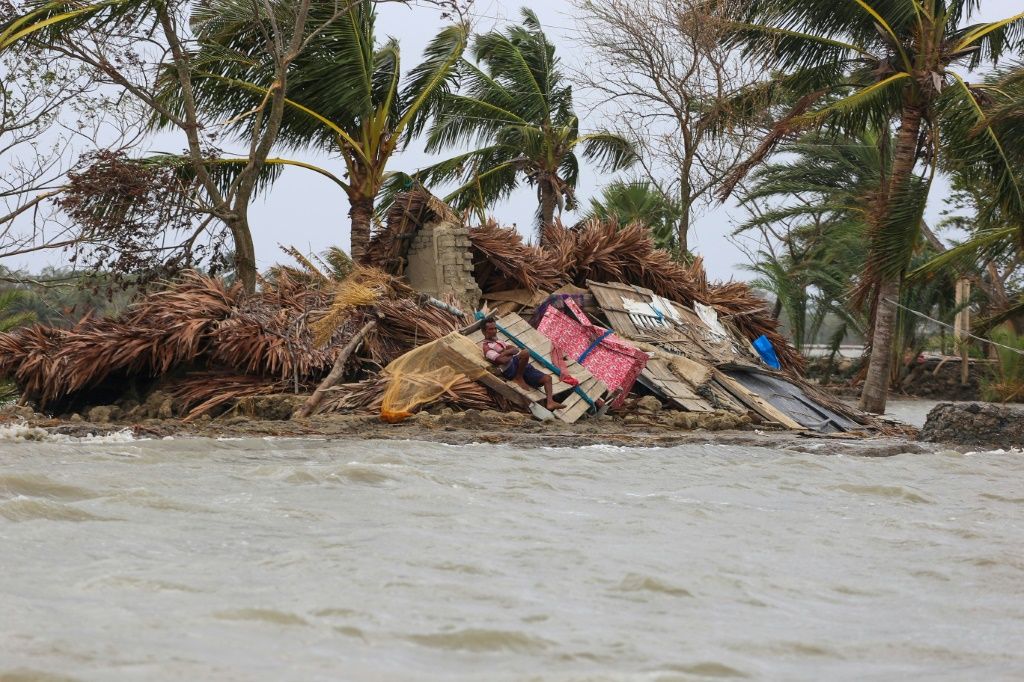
[404,219,481,314]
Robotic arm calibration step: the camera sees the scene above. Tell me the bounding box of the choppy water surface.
[2,432,1023,681]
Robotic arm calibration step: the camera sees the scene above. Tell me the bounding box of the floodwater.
[1,424,1023,681]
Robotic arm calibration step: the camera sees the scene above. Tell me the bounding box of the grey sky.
[5,0,1021,280]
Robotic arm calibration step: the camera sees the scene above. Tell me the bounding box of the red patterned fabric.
[536,300,648,408]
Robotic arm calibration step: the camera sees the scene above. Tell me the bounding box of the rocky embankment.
[918,402,1024,449]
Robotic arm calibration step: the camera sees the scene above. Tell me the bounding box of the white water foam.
[0,422,136,443]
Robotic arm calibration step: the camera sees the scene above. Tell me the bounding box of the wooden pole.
[954,278,970,386]
[294,319,377,418]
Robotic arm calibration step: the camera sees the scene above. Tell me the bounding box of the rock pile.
[918,402,1024,449]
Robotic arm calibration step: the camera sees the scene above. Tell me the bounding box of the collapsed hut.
[359,187,868,432]
[0,186,875,432]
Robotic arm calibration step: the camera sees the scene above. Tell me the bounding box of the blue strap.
[577,329,613,364]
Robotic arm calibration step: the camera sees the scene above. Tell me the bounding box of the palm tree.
[585,181,681,252]
[720,0,1024,414]
[409,8,635,241]
[740,130,970,381]
[2,0,370,291]
[739,131,892,352]
[185,0,467,262]
[921,65,1024,275]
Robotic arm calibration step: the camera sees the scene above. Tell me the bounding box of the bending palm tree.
[921,65,1024,275]
[739,132,891,351]
[185,0,466,262]
[410,8,634,241]
[739,131,957,371]
[720,0,1024,413]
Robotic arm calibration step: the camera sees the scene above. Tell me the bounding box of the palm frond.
[578,132,637,172]
[396,23,468,144]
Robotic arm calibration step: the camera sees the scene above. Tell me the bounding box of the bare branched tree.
[0,39,143,267]
[3,0,474,290]
[574,0,758,253]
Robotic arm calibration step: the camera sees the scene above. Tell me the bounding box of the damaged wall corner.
[404,218,482,314]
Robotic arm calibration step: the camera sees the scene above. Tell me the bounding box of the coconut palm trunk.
[348,195,375,264]
[860,104,924,414]
[228,217,258,292]
[716,1,1024,413]
[539,182,557,239]
[860,276,901,412]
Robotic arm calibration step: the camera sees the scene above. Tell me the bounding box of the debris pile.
[0,187,878,433]
[0,264,465,419]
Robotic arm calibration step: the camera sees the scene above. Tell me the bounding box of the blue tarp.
[753,335,782,370]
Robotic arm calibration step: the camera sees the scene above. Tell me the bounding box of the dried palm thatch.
[467,220,564,293]
[309,266,414,347]
[318,373,497,415]
[363,295,468,366]
[0,270,359,411]
[167,372,291,421]
[364,186,460,275]
[0,273,245,407]
[0,257,477,416]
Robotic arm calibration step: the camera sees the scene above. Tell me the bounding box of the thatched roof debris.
[364,187,801,372]
[364,187,460,276]
[0,189,867,426]
[0,264,467,418]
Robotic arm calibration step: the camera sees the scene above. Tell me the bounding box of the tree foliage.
[585,180,681,252]
[174,0,468,262]
[721,0,1024,412]
[401,8,635,239]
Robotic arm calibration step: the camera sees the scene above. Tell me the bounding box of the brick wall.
[404,219,482,314]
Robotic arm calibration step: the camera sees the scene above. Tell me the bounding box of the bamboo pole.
[955,278,971,386]
[294,319,377,418]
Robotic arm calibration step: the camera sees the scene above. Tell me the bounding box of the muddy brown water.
[1,414,1023,680]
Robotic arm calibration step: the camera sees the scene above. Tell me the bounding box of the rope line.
[883,298,1024,358]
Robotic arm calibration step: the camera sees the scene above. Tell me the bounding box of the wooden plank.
[485,289,538,305]
[641,370,709,402]
[559,384,595,423]
[707,381,744,412]
[665,355,712,386]
[475,371,531,407]
[558,377,608,424]
[499,315,532,334]
[559,376,607,424]
[634,374,709,412]
[464,312,609,421]
[637,366,714,413]
[460,318,486,335]
[489,301,518,317]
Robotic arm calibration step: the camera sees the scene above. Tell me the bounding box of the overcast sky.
[4,0,1020,281]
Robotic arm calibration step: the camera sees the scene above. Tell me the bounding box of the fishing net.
[379,332,492,423]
